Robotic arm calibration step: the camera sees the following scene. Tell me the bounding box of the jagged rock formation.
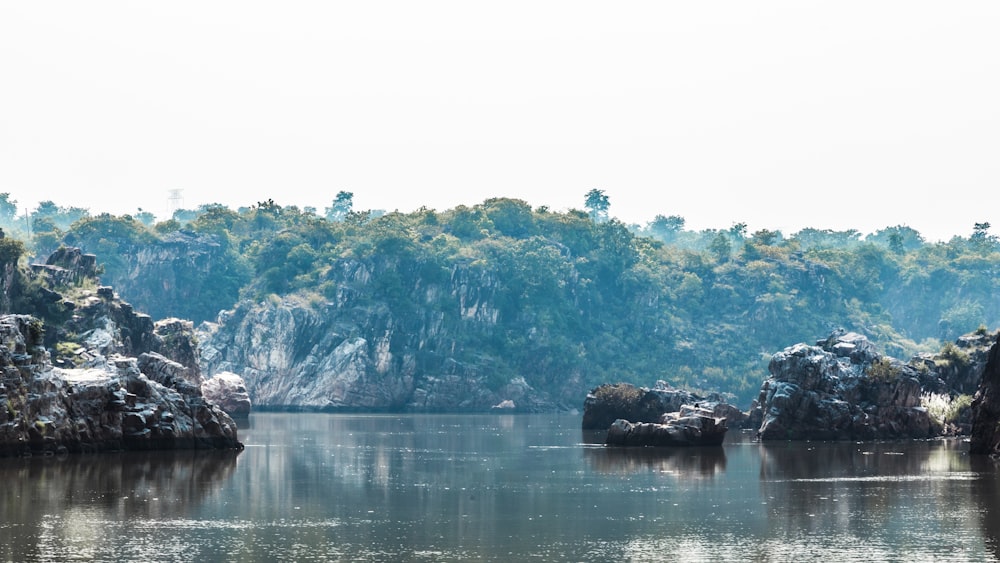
[0,246,243,456]
[201,371,252,419]
[752,330,937,441]
[911,330,996,396]
[0,315,240,456]
[198,288,561,412]
[581,381,745,430]
[970,334,1000,456]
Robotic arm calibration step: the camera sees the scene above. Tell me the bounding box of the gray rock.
[582,381,745,430]
[0,314,241,457]
[605,409,727,447]
[970,334,1000,456]
[753,330,935,441]
[201,372,252,418]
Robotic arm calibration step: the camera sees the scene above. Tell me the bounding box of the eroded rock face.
[753,331,935,441]
[201,372,252,419]
[152,318,203,384]
[198,296,560,412]
[0,315,241,456]
[970,334,1000,456]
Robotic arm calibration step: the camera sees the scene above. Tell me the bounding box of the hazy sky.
[2,2,998,241]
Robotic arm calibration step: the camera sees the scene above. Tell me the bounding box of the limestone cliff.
[198,260,563,411]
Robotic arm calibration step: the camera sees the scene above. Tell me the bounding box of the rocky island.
[584,329,1000,451]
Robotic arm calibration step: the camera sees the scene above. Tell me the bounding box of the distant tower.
[167,189,184,216]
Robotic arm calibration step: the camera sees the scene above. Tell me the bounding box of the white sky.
[1,2,998,242]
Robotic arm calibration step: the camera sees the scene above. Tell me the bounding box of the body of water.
[1,413,999,562]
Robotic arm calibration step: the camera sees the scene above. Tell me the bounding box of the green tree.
[325,191,354,222]
[584,189,610,223]
[709,232,732,262]
[0,193,17,226]
[647,214,685,242]
[970,222,996,252]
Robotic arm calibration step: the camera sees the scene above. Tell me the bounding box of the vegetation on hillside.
[1,191,998,406]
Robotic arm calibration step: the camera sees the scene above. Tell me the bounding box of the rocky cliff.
[0,246,242,455]
[72,231,247,325]
[0,315,240,456]
[198,259,565,412]
[752,330,943,441]
[970,333,1000,456]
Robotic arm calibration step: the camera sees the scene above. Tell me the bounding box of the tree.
[751,229,780,246]
[134,208,156,227]
[866,225,924,253]
[709,232,732,262]
[0,193,17,225]
[970,222,996,252]
[647,215,685,242]
[325,191,354,222]
[584,189,610,223]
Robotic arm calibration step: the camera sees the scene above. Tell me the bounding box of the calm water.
[1,413,999,562]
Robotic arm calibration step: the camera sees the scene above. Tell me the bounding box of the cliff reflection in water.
[582,443,726,478]
[758,438,985,556]
[972,456,1000,561]
[0,450,240,562]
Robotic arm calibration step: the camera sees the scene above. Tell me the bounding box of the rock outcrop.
[0,315,241,456]
[201,371,252,419]
[752,330,936,441]
[605,405,728,447]
[151,318,203,384]
[970,334,1000,456]
[582,381,745,430]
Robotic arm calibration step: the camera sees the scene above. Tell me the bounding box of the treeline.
[1,192,998,406]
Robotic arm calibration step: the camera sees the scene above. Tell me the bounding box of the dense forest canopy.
[0,190,997,407]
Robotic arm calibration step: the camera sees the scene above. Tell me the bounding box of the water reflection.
[758,439,985,558]
[582,444,727,478]
[2,414,998,561]
[971,456,1000,560]
[0,450,239,562]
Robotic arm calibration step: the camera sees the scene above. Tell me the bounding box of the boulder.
[753,329,936,441]
[605,406,728,447]
[582,381,745,430]
[201,371,252,419]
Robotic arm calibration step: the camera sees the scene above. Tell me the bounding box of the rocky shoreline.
[0,315,241,457]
